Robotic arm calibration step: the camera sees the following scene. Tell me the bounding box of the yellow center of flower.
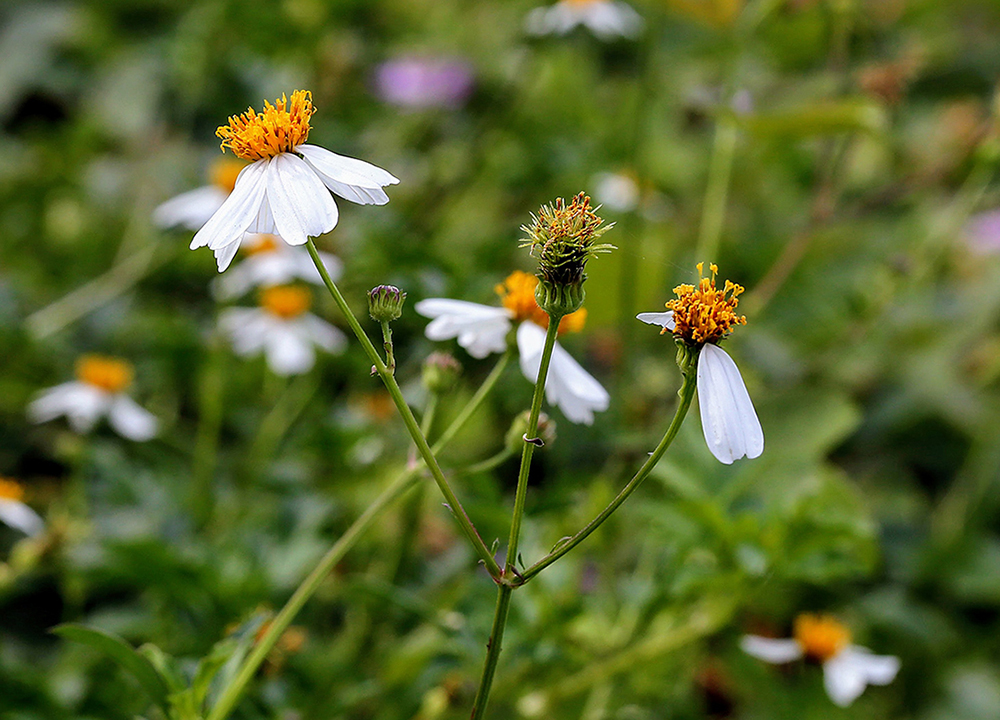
[75,355,134,393]
[495,270,586,335]
[208,158,247,193]
[246,234,281,256]
[260,285,312,319]
[565,0,601,6]
[666,262,746,345]
[0,477,25,502]
[216,90,315,162]
[793,614,851,663]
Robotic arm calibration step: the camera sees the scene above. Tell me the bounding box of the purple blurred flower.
[374,57,475,110]
[964,210,1000,254]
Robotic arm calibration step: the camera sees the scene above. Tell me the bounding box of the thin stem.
[207,351,509,720]
[381,320,396,374]
[191,337,225,528]
[470,318,561,720]
[517,363,697,584]
[695,113,738,264]
[463,449,515,476]
[305,240,502,581]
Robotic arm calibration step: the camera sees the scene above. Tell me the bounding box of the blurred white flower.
[0,478,44,537]
[374,56,475,109]
[741,614,900,707]
[190,90,398,272]
[637,263,763,464]
[525,0,643,40]
[27,355,158,441]
[593,171,639,213]
[220,285,347,376]
[415,270,609,424]
[212,234,342,300]
[153,157,246,231]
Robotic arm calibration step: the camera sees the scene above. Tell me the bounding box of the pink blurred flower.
[964,210,1000,254]
[374,57,475,109]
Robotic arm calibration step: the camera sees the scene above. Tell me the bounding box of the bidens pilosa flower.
[191,91,399,271]
[741,614,900,707]
[638,263,763,464]
[213,234,343,300]
[153,158,246,231]
[0,478,44,537]
[525,0,643,40]
[415,271,609,425]
[27,355,158,441]
[219,285,347,376]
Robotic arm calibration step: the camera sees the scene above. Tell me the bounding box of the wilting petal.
[265,153,339,246]
[696,343,764,464]
[0,499,44,536]
[415,299,512,359]
[740,636,804,664]
[153,186,228,230]
[517,322,608,425]
[191,161,269,252]
[297,144,399,205]
[636,311,675,331]
[823,647,900,707]
[108,395,158,441]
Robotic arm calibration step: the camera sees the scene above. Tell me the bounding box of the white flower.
[153,157,246,231]
[0,479,44,537]
[212,234,342,300]
[593,171,640,213]
[189,91,398,272]
[415,271,609,425]
[741,614,900,707]
[27,356,158,442]
[220,285,347,376]
[639,262,765,464]
[525,0,643,40]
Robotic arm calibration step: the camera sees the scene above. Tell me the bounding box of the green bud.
[675,338,700,379]
[505,410,557,453]
[535,278,585,318]
[422,352,462,394]
[368,284,406,322]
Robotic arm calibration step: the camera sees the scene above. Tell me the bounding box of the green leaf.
[53,624,171,713]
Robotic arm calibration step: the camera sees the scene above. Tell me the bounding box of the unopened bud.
[368,284,406,322]
[422,352,462,394]
[505,410,556,453]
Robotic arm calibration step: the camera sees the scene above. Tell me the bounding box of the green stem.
[516,361,697,585]
[191,337,225,528]
[470,318,561,719]
[381,320,396,374]
[207,350,509,720]
[305,240,502,581]
[695,113,738,264]
[463,449,515,476]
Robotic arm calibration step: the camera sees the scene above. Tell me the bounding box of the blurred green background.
[4,0,1000,717]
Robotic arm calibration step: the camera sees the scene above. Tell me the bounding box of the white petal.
[517,322,609,425]
[190,161,269,251]
[302,315,348,354]
[824,650,874,707]
[696,343,764,464]
[214,236,244,272]
[265,153,340,247]
[0,500,44,536]
[28,383,109,433]
[636,311,675,330]
[296,144,399,206]
[107,396,158,441]
[152,186,228,230]
[740,636,804,664]
[585,2,643,39]
[219,308,271,355]
[265,325,316,375]
[837,646,900,686]
[415,299,512,359]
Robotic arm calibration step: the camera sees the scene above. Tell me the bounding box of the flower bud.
[422,352,462,394]
[505,410,556,453]
[368,284,406,322]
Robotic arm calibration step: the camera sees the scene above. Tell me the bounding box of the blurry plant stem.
[191,337,225,527]
[471,317,561,720]
[463,448,515,475]
[695,113,738,264]
[207,351,510,720]
[516,358,697,584]
[245,373,320,481]
[380,320,396,374]
[305,239,502,580]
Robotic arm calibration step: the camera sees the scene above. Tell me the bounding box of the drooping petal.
[696,343,764,464]
[740,636,804,664]
[0,499,44,536]
[415,299,512,359]
[213,236,244,272]
[191,161,269,251]
[265,152,339,246]
[296,144,399,206]
[152,186,228,230]
[265,324,316,376]
[107,395,158,441]
[28,383,110,433]
[636,311,675,331]
[516,322,609,425]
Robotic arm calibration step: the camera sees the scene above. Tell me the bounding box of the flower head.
[0,477,44,537]
[525,0,643,40]
[189,89,399,271]
[741,614,901,707]
[27,355,158,441]
[638,263,762,464]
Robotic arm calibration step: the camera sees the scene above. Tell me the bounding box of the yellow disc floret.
[495,270,586,335]
[246,234,281,256]
[76,355,134,393]
[667,262,746,345]
[794,614,851,663]
[260,285,312,319]
[208,158,247,193]
[0,477,25,502]
[217,90,315,162]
